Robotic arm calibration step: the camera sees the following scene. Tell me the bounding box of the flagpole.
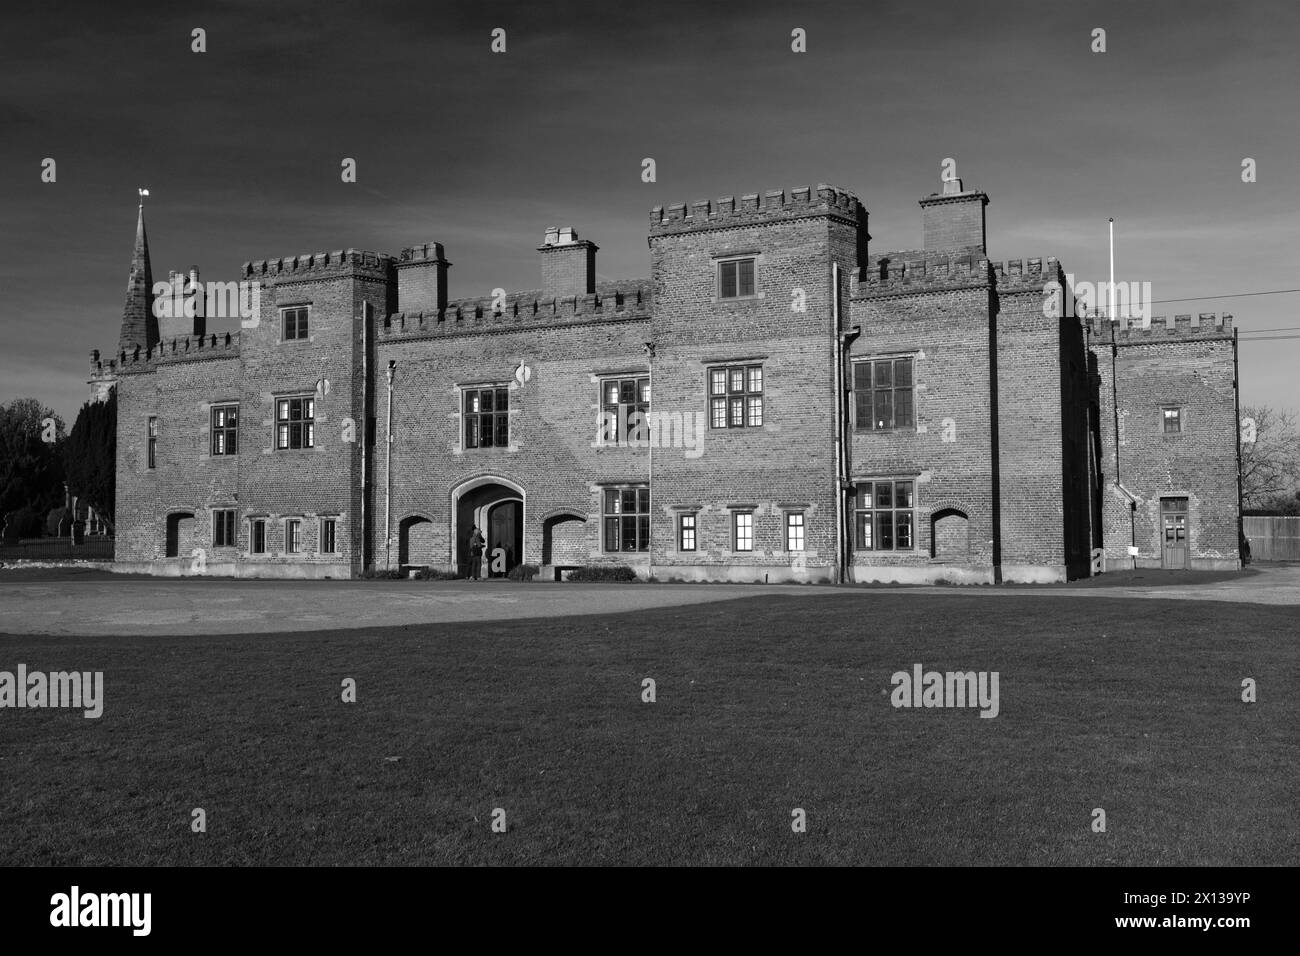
[1108,217,1115,322]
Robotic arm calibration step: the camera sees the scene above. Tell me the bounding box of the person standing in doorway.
[468,525,486,580]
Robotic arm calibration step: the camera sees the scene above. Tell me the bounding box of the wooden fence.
[1243,516,1300,562]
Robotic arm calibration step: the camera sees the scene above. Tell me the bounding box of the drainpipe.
[644,341,655,582]
[1232,323,1244,566]
[385,360,395,568]
[1108,320,1135,566]
[360,302,369,573]
[832,263,844,584]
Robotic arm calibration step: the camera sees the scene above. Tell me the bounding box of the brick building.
[89,178,1242,581]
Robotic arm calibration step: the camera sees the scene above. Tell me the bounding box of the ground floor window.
[678,513,696,551]
[786,512,805,551]
[733,511,754,552]
[250,519,266,555]
[212,508,236,548]
[320,518,337,554]
[854,480,915,551]
[603,486,650,552]
[285,518,302,554]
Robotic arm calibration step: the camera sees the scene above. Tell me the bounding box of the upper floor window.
[464,386,510,449]
[276,396,315,449]
[147,416,157,469]
[855,357,914,431]
[718,257,757,299]
[854,479,915,551]
[282,306,309,340]
[604,486,650,552]
[211,404,238,456]
[1162,406,1183,433]
[601,376,650,445]
[709,365,763,428]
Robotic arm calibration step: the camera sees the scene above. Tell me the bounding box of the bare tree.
[1240,404,1300,507]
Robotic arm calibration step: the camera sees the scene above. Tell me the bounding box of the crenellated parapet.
[99,331,241,375]
[379,280,652,342]
[857,250,992,298]
[856,252,1065,300]
[650,184,863,236]
[241,248,395,283]
[989,256,1066,294]
[1085,312,1235,343]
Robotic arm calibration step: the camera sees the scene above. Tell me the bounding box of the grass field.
[1,592,1295,866]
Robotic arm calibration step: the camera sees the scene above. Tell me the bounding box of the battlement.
[856,252,1065,298]
[241,248,395,282]
[1085,312,1236,342]
[96,332,242,375]
[857,250,993,297]
[989,256,1067,293]
[649,184,862,236]
[379,280,652,342]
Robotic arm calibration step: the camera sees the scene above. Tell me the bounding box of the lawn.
[0,592,1294,866]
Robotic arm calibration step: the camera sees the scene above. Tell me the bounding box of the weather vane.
[138,186,150,206]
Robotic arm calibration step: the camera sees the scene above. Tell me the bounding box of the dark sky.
[4,0,1298,423]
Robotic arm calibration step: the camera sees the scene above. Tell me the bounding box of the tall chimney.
[397,242,451,313]
[539,226,597,296]
[918,178,988,253]
[187,266,206,336]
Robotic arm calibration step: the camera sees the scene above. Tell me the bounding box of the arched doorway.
[165,511,195,558]
[398,515,435,566]
[542,512,587,565]
[452,477,526,578]
[931,508,970,561]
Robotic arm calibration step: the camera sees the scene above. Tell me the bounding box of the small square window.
[282,307,309,340]
[1162,407,1183,433]
[718,257,757,299]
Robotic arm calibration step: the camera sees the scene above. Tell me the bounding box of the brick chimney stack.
[918,177,988,253]
[397,242,451,313]
[539,226,597,296]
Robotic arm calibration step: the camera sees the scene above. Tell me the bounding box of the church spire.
[117,189,158,356]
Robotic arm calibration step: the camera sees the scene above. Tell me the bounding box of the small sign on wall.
[1127,546,1140,556]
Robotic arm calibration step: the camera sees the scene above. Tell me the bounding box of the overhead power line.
[1148,288,1300,305]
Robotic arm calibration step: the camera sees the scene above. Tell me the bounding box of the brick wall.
[102,183,1241,582]
[1093,315,1240,570]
